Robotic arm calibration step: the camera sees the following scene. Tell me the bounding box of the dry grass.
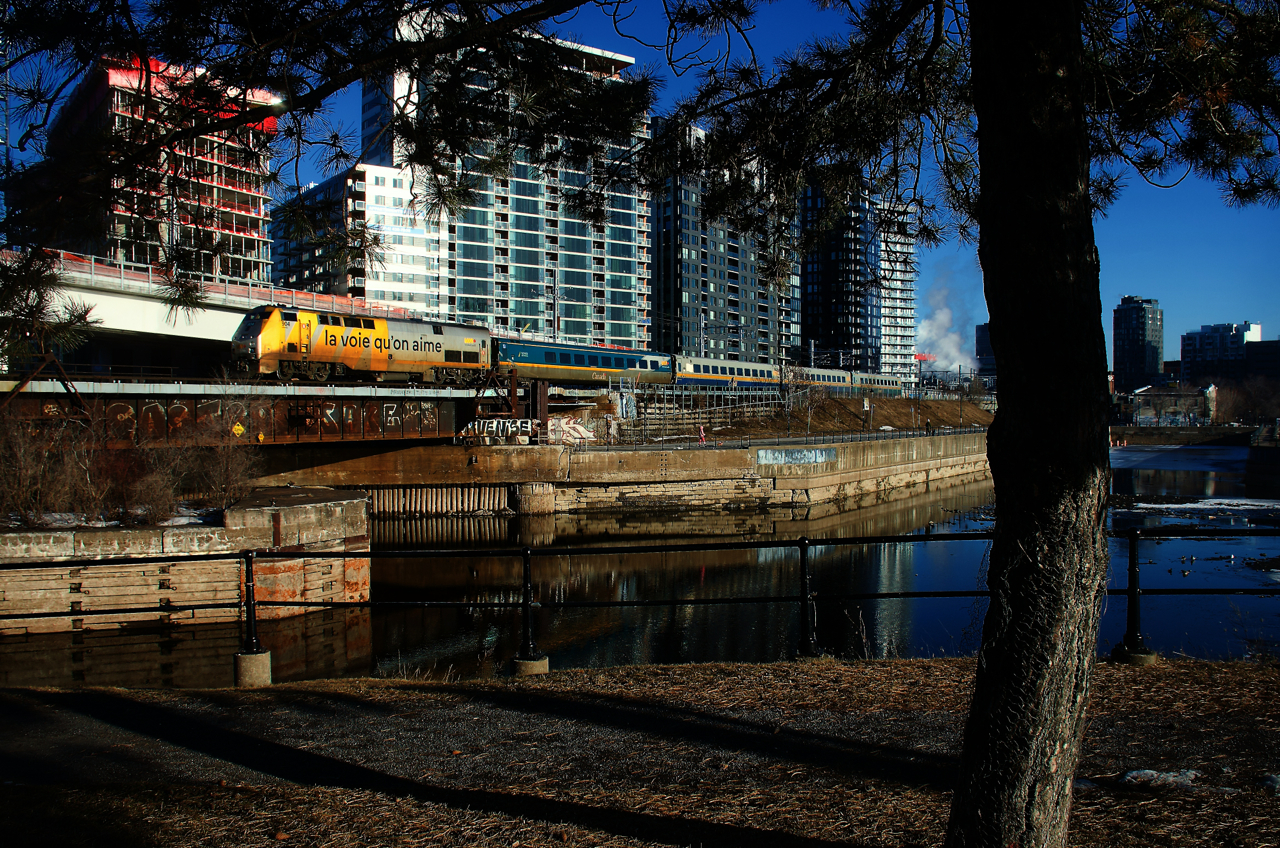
[3,658,1277,848]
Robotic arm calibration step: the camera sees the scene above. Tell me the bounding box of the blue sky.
[269,3,1280,370]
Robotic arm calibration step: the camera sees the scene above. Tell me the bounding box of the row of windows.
[542,352,665,369]
[692,364,774,378]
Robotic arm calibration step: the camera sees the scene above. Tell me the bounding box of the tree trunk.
[945,2,1112,846]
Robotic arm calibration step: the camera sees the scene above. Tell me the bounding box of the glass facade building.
[651,169,798,365]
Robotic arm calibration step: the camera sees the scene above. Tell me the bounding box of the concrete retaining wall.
[256,433,989,516]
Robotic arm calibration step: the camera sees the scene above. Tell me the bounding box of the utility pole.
[551,287,559,341]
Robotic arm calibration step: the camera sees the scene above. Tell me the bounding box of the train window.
[638,360,649,370]
[282,312,298,323]
[737,368,745,376]
[544,352,556,364]
[587,355,599,367]
[627,359,637,369]
[343,317,362,328]
[574,354,586,366]
[560,353,571,364]
[652,360,662,370]
[315,315,327,325]
[615,357,626,368]
[432,325,444,335]
[693,364,702,374]
[362,319,375,329]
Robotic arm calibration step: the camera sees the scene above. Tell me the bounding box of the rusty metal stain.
[362,402,383,438]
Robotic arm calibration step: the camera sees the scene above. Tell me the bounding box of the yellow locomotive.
[231,305,491,382]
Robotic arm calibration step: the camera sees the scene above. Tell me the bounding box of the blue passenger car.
[495,338,673,385]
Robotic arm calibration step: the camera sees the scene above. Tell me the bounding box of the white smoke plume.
[916,261,980,374]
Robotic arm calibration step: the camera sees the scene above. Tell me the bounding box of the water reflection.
[372,478,997,680]
[0,609,372,689]
[1111,445,1280,499]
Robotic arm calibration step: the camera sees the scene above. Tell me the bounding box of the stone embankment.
[252,431,990,517]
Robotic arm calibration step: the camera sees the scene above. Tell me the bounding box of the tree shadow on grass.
[39,689,868,848]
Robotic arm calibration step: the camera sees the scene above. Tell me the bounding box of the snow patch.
[1121,769,1200,789]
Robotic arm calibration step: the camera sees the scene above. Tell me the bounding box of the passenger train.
[230,305,903,396]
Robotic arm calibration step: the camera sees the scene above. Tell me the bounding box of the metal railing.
[5,526,1277,667]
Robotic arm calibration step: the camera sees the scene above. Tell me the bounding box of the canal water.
[3,447,1275,688]
[367,447,1279,682]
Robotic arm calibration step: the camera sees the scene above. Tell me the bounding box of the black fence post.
[518,546,539,661]
[1123,528,1145,652]
[242,550,261,654]
[797,537,819,657]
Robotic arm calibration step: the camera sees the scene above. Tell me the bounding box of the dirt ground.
[717,397,995,439]
[3,657,1276,848]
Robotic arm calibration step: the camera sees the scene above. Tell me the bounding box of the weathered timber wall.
[0,487,370,636]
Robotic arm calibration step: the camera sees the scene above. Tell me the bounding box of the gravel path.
[2,658,1277,847]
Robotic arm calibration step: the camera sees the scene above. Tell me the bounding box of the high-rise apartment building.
[1112,296,1164,392]
[650,141,798,364]
[1181,321,1262,384]
[798,185,917,380]
[876,204,918,387]
[271,164,445,315]
[42,58,275,282]
[356,40,651,347]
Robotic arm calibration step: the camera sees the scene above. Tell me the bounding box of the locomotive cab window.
[432,325,444,335]
[282,312,298,323]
